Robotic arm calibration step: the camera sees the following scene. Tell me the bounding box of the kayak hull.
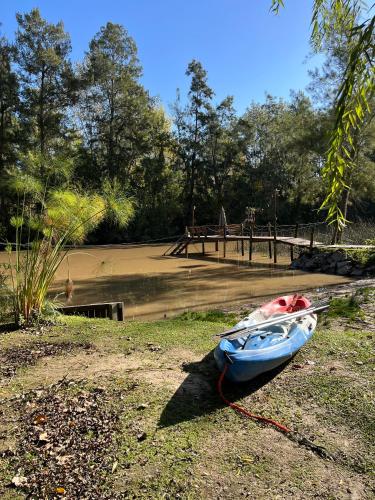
[214,295,316,383]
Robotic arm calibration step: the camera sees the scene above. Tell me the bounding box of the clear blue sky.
[0,0,321,114]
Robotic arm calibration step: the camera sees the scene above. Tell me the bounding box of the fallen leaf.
[292,364,304,370]
[38,432,49,443]
[55,487,66,495]
[11,475,28,487]
[34,414,47,425]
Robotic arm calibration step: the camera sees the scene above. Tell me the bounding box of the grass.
[0,304,374,498]
[327,295,364,320]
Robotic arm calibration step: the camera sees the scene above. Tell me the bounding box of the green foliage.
[321,12,374,228]
[327,295,363,320]
[0,34,18,169]
[0,6,374,246]
[15,8,75,162]
[345,247,375,266]
[46,190,106,243]
[102,179,135,229]
[271,1,375,229]
[4,182,134,325]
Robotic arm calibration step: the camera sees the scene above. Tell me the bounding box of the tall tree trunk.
[187,107,199,224]
[39,68,46,176]
[0,105,5,168]
[108,77,115,178]
[337,187,350,244]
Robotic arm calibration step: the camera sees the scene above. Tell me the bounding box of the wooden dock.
[164,223,321,263]
[165,222,374,263]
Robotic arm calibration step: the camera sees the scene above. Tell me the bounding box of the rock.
[351,267,364,277]
[136,403,149,410]
[336,261,352,275]
[137,432,147,441]
[329,251,347,263]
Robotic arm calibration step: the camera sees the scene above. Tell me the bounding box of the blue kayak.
[214,296,317,383]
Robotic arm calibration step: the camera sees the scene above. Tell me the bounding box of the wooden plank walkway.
[190,234,318,248]
[165,223,375,263]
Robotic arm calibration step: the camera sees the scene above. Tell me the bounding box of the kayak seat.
[243,325,288,349]
[267,324,288,335]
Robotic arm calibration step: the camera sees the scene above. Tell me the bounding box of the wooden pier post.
[310,226,315,253]
[249,227,253,261]
[185,232,189,258]
[268,222,273,259]
[241,224,244,256]
[273,223,277,263]
[223,224,227,258]
[290,223,299,262]
[215,240,218,252]
[202,241,205,255]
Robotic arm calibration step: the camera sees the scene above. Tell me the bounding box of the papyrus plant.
[5,187,134,326]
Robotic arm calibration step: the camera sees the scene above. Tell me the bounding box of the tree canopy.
[0,6,374,244]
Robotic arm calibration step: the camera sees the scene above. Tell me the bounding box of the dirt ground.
[0,283,374,498]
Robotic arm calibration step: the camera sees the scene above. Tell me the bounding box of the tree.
[130,106,183,239]
[15,8,76,178]
[271,1,375,229]
[173,60,214,224]
[307,3,375,241]
[0,32,19,236]
[0,33,18,170]
[203,96,240,214]
[78,22,151,185]
[231,94,326,223]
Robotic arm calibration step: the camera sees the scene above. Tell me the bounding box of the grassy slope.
[0,306,374,499]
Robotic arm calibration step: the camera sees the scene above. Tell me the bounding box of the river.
[50,243,350,320]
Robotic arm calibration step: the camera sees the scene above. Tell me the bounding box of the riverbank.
[0,283,374,498]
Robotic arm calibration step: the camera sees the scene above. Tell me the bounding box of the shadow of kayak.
[158,349,292,428]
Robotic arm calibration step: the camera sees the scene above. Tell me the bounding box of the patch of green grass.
[178,309,237,323]
[301,373,374,450]
[327,296,364,321]
[48,314,231,355]
[356,286,375,303]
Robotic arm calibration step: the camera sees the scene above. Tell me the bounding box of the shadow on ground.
[158,349,291,428]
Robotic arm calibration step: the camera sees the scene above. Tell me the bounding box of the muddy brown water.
[47,243,350,320]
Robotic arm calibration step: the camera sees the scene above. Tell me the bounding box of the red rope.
[217,364,291,434]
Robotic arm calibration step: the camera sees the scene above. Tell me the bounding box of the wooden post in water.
[215,240,218,252]
[273,223,277,263]
[202,240,205,255]
[249,226,253,261]
[268,222,273,259]
[223,224,227,258]
[241,223,244,256]
[310,226,315,253]
[290,223,299,262]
